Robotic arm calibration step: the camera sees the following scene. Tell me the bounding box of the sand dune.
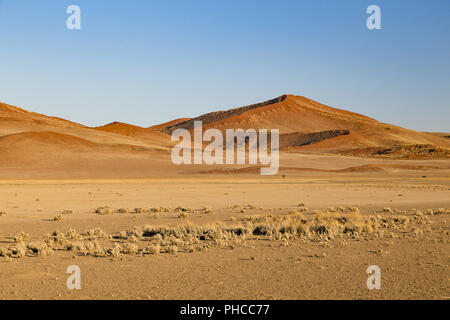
[0,95,449,178]
[156,95,450,153]
[0,101,83,128]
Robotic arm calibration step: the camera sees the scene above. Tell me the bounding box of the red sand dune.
[94,121,169,140]
[0,101,83,128]
[0,95,449,177]
[156,94,450,153]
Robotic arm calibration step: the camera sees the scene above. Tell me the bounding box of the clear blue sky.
[0,0,449,131]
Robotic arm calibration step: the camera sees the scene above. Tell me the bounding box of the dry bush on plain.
[14,231,29,243]
[134,208,150,214]
[27,242,53,257]
[85,228,111,240]
[166,245,178,254]
[175,206,192,213]
[12,243,27,258]
[115,208,130,213]
[2,206,441,261]
[150,207,170,213]
[61,209,74,215]
[178,212,190,219]
[201,206,214,214]
[0,211,6,217]
[95,206,113,215]
[53,214,63,221]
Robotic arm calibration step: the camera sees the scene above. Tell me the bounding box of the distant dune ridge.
[0,95,449,178]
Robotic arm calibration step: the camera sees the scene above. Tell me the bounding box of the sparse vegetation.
[0,206,444,261]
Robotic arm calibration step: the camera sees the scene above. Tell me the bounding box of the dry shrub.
[150,207,170,213]
[0,211,6,217]
[53,214,63,221]
[144,244,160,254]
[202,207,213,214]
[115,208,130,213]
[108,243,122,258]
[427,208,450,215]
[0,248,11,257]
[178,212,190,218]
[27,242,53,257]
[166,245,178,254]
[61,209,74,215]
[66,228,83,240]
[14,231,29,243]
[95,206,113,215]
[11,243,27,258]
[134,208,150,214]
[85,228,111,240]
[121,242,138,255]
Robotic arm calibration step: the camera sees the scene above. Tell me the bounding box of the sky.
[0,0,449,131]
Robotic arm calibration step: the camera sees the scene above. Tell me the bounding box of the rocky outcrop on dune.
[150,118,192,131]
[280,130,350,148]
[161,96,287,134]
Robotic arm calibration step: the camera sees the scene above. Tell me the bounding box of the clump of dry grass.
[115,208,130,213]
[121,242,138,255]
[107,243,122,258]
[95,206,113,215]
[66,228,83,240]
[61,209,74,215]
[166,245,178,254]
[27,242,53,257]
[178,212,190,219]
[150,207,170,213]
[201,206,214,214]
[0,211,6,217]
[0,248,12,257]
[426,208,450,215]
[85,228,111,240]
[53,214,63,221]
[11,243,27,258]
[14,231,29,243]
[175,206,192,213]
[145,244,160,254]
[134,208,150,214]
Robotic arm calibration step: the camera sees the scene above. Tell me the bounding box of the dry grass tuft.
[27,242,53,257]
[95,206,113,215]
[134,208,150,214]
[14,231,30,243]
[115,208,130,213]
[85,228,111,240]
[177,212,190,219]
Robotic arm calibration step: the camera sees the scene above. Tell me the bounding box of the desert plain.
[0,95,449,300]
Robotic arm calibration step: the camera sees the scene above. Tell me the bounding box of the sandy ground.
[0,170,449,300]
